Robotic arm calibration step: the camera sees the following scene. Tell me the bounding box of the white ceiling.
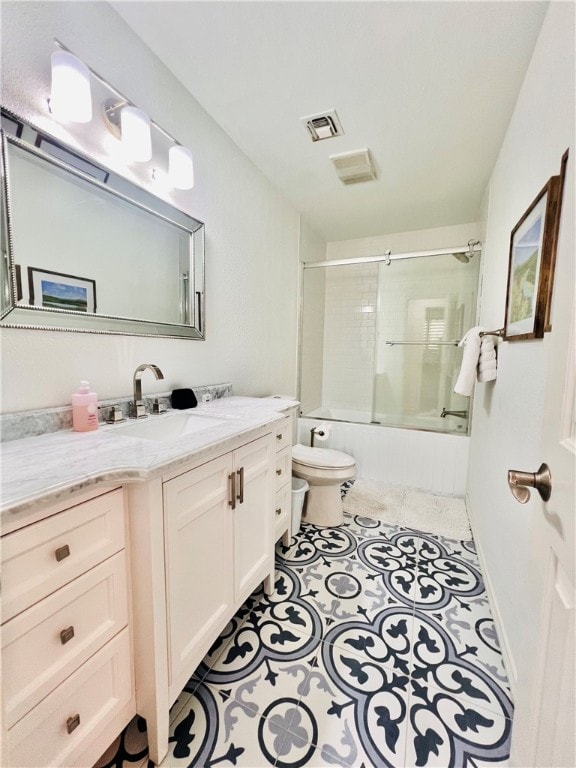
[111,1,548,242]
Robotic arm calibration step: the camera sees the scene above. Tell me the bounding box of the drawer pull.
[276,469,282,476]
[60,626,75,645]
[66,714,80,734]
[275,508,282,516]
[276,433,283,440]
[55,545,70,562]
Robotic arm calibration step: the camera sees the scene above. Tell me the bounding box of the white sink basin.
[109,413,231,442]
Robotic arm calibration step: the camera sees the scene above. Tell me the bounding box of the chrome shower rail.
[303,240,481,269]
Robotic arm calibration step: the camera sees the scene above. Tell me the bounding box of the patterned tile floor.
[95,486,513,768]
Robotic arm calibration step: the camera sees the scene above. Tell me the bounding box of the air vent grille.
[301,110,343,141]
[330,149,376,185]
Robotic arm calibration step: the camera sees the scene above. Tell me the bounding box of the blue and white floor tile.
[94,488,513,768]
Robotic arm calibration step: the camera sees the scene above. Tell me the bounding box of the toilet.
[292,444,356,527]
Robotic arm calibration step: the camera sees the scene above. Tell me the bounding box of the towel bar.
[479,328,505,338]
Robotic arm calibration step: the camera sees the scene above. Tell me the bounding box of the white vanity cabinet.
[128,426,276,765]
[0,397,296,768]
[0,487,135,768]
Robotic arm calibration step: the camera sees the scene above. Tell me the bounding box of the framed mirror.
[0,108,205,339]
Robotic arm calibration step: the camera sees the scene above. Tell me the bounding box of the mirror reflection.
[0,109,205,339]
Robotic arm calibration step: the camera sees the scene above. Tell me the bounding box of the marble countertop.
[0,396,298,518]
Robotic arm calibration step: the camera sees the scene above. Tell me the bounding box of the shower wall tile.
[300,267,327,415]
[322,264,378,414]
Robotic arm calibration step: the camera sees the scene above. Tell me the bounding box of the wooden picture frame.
[28,267,97,313]
[544,149,569,332]
[503,175,561,341]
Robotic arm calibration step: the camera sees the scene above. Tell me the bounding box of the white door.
[510,168,575,766]
[233,435,274,604]
[163,453,234,697]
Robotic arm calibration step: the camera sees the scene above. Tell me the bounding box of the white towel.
[477,337,497,382]
[478,365,497,382]
[454,326,484,396]
[454,328,498,395]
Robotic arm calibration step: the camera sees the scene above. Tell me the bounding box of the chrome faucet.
[440,408,468,420]
[130,364,165,419]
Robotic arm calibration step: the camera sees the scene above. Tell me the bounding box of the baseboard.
[466,492,518,700]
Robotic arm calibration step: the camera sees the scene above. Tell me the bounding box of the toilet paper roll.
[313,422,331,441]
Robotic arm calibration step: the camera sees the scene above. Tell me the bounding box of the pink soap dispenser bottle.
[72,381,99,432]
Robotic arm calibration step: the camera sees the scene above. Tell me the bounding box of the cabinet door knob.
[276,468,282,476]
[237,466,244,504]
[55,545,70,562]
[66,714,80,734]
[275,508,282,516]
[60,626,75,645]
[276,433,283,440]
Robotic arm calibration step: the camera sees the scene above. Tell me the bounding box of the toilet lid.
[292,444,355,469]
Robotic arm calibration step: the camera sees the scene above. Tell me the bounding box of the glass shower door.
[300,261,378,422]
[372,253,480,433]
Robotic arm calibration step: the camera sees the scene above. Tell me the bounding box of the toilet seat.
[292,444,355,470]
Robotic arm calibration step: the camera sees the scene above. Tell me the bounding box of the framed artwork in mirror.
[503,175,561,341]
[28,267,96,313]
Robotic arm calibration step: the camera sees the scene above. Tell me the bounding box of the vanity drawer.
[6,629,133,768]
[273,418,291,451]
[274,483,291,541]
[274,446,292,492]
[2,551,128,729]
[1,488,125,621]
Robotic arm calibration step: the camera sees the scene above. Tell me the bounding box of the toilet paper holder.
[310,423,330,448]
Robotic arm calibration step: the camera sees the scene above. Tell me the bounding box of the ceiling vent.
[330,149,376,185]
[301,109,343,142]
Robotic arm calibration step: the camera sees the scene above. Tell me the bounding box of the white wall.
[0,1,300,411]
[467,2,575,689]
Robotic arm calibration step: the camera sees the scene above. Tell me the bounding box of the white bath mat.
[342,479,473,541]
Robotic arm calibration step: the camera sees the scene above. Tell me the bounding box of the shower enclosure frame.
[297,240,482,436]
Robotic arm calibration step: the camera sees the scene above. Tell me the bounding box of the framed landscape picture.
[503,176,561,341]
[27,268,97,313]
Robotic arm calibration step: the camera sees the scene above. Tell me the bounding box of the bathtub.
[305,407,468,435]
[298,414,469,496]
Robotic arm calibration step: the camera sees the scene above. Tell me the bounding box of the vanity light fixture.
[120,105,152,163]
[169,145,195,190]
[49,41,194,187]
[49,50,92,123]
[102,100,152,163]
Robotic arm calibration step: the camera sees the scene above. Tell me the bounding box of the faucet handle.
[152,398,168,415]
[99,404,126,424]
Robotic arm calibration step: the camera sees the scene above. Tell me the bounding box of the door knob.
[507,463,552,504]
